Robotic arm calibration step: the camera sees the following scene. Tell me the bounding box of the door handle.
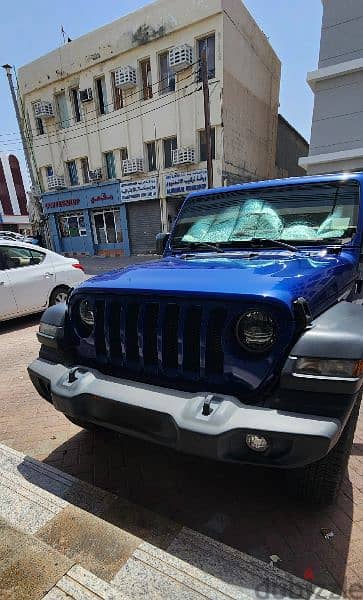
[0,281,4,286]
[43,272,54,278]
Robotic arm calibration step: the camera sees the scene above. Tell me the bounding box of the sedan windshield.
[171,181,360,250]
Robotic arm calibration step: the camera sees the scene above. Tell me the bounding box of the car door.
[0,245,54,315]
[0,252,17,319]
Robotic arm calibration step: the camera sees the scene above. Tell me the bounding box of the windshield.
[171,181,360,249]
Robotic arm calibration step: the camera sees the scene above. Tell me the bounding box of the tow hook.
[202,394,214,416]
[68,367,88,384]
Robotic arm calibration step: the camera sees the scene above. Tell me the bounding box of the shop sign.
[120,178,158,202]
[90,192,114,204]
[120,177,158,202]
[165,170,208,196]
[44,198,80,210]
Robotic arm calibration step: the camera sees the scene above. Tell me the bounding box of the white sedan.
[0,240,86,322]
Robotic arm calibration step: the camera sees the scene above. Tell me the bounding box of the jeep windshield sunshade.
[171,181,360,249]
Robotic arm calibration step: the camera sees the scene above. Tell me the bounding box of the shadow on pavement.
[0,313,40,334]
[23,426,355,595]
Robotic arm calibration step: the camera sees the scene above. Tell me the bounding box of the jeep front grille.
[90,296,227,383]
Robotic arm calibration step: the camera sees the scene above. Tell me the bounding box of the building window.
[120,148,128,175]
[95,76,108,115]
[199,127,216,162]
[66,160,79,186]
[45,165,53,178]
[58,213,87,238]
[198,34,216,81]
[105,152,116,179]
[111,72,123,110]
[56,92,70,129]
[159,51,175,95]
[146,142,157,172]
[140,58,153,100]
[92,208,123,244]
[163,137,177,169]
[32,103,44,135]
[70,87,81,122]
[81,157,90,183]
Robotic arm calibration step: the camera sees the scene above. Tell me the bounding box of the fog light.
[246,434,269,453]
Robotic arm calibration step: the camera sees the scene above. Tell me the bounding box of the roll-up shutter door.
[126,200,161,254]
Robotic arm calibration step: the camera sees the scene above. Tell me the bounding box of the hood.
[79,250,357,317]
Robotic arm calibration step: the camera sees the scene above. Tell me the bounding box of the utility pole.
[200,45,213,189]
[2,64,37,191]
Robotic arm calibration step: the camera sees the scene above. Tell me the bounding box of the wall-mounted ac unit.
[172,147,196,166]
[47,175,65,190]
[114,66,137,89]
[88,168,103,181]
[34,101,54,118]
[122,158,144,175]
[169,45,193,73]
[80,88,93,102]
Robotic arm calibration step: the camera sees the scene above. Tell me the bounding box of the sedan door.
[0,268,17,319]
[0,245,54,315]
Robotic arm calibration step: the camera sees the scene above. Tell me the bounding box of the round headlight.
[236,310,276,352]
[79,299,94,328]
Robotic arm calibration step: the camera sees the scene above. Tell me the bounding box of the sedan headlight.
[79,299,94,328]
[236,310,277,352]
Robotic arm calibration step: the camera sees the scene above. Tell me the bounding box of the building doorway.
[91,208,123,251]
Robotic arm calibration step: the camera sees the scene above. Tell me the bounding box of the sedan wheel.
[49,285,70,306]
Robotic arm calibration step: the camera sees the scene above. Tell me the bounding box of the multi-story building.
[300,0,363,174]
[18,0,281,255]
[0,153,30,233]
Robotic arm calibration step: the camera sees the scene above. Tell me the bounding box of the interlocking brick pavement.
[1,313,362,595]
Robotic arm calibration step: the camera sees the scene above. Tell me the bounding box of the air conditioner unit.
[169,45,193,73]
[88,168,103,181]
[122,158,144,175]
[47,175,65,190]
[114,66,137,90]
[80,88,93,102]
[33,101,54,118]
[172,147,196,166]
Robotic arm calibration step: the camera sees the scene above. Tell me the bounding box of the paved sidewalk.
[0,443,337,600]
[0,315,362,595]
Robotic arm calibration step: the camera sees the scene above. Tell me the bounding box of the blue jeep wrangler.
[28,173,363,505]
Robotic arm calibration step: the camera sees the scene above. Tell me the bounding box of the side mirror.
[155,232,170,255]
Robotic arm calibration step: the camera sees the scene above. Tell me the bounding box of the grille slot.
[91,296,226,383]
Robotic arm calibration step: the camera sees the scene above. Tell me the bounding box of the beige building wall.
[222,0,281,184]
[18,0,281,220]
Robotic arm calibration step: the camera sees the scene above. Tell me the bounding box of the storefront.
[41,170,208,257]
[42,181,130,256]
[165,169,208,230]
[121,177,161,255]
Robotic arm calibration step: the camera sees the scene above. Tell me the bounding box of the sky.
[0,0,323,189]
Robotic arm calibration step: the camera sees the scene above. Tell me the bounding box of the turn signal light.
[353,360,363,377]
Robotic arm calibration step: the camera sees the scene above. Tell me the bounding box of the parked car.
[28,173,363,505]
[0,231,38,245]
[0,240,85,321]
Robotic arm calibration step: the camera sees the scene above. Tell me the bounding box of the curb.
[0,443,339,599]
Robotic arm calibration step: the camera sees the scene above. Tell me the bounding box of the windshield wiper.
[173,242,225,254]
[249,238,298,252]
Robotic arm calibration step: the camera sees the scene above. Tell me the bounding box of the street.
[0,309,362,594]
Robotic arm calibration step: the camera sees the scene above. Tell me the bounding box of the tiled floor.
[0,313,362,594]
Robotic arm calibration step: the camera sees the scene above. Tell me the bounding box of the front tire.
[286,396,361,506]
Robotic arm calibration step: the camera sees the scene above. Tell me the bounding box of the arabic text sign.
[121,178,158,202]
[90,193,114,204]
[165,170,208,196]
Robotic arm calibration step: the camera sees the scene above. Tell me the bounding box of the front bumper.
[28,358,343,468]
